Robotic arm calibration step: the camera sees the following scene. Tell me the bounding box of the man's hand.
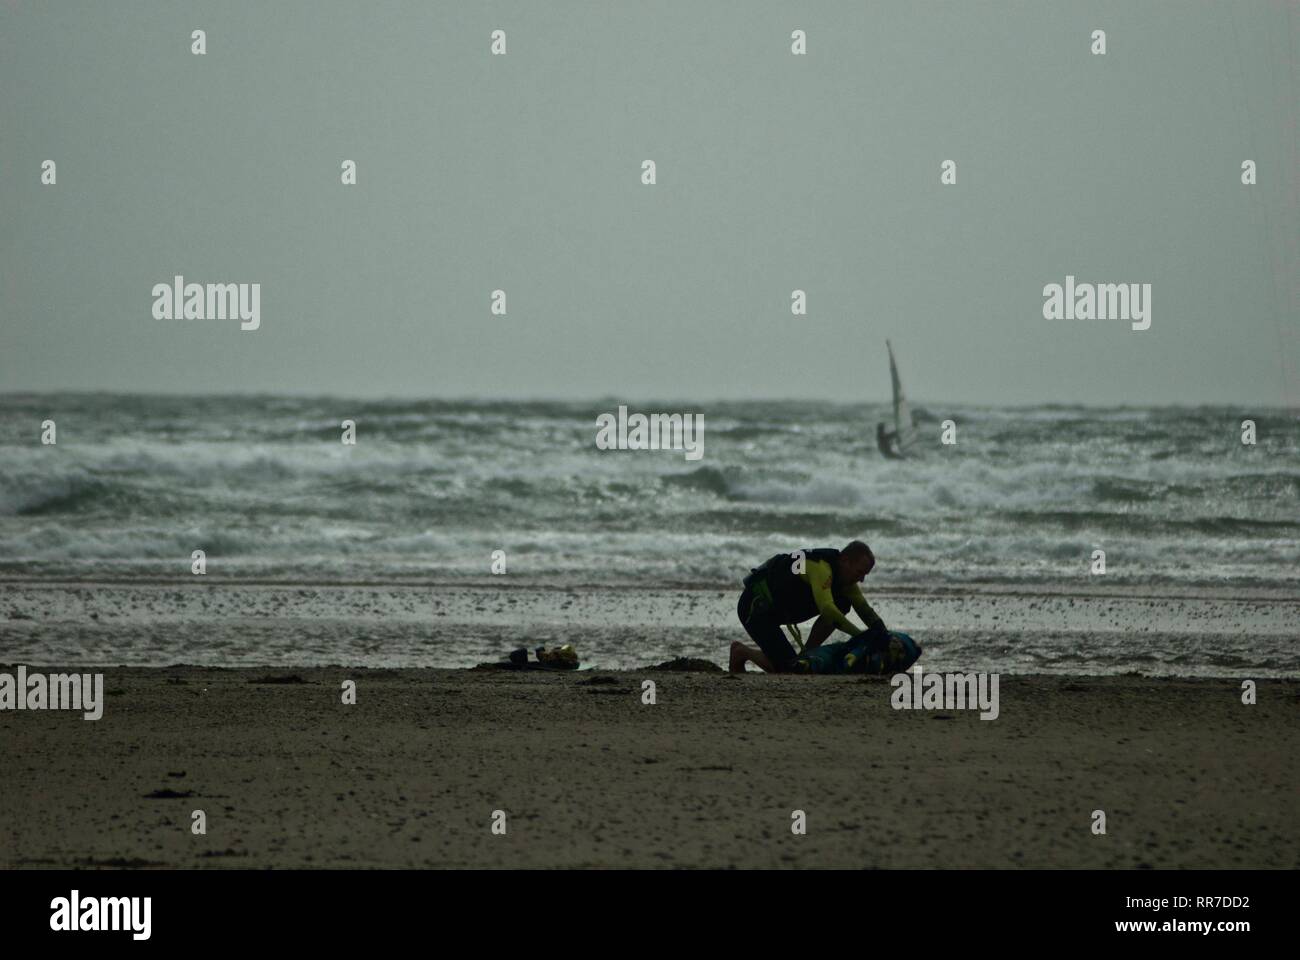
[862,619,891,652]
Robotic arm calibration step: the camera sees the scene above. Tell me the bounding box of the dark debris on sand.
[472,661,578,671]
[74,857,166,868]
[248,674,309,684]
[644,657,723,673]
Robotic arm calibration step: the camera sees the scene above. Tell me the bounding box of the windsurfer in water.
[876,422,903,460]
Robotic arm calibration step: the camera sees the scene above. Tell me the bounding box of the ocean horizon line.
[2,390,1296,415]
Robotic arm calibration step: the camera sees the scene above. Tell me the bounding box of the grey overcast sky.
[1,1,1296,406]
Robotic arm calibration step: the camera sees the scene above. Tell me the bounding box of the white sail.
[887,339,917,456]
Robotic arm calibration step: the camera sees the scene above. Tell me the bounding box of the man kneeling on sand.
[730,541,889,673]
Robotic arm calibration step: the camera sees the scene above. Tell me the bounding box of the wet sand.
[2,666,1296,869]
[3,578,1297,675]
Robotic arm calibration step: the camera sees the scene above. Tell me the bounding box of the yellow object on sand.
[536,644,579,668]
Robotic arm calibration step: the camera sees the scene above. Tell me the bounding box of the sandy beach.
[2,665,1296,869]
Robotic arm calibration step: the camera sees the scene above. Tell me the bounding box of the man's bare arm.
[847,584,886,633]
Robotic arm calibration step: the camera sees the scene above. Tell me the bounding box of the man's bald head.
[840,540,875,582]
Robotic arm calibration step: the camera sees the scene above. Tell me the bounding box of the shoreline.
[0,662,1292,681]
[3,580,1296,676]
[4,575,1298,600]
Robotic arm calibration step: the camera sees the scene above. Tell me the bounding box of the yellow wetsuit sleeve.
[801,559,863,637]
[847,584,885,633]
